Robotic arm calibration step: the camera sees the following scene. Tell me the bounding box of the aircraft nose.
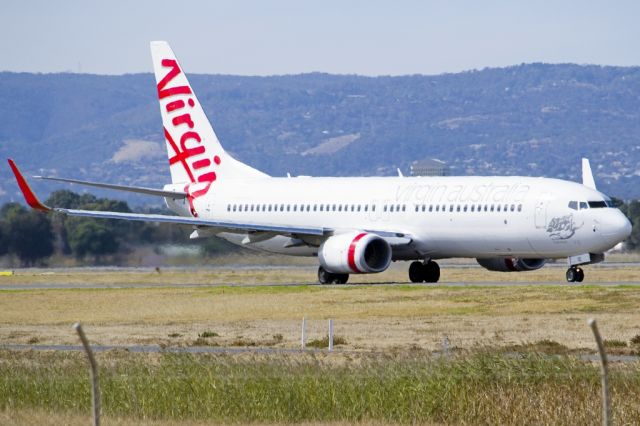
[601,210,632,243]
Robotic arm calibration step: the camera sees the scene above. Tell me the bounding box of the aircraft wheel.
[425,261,440,283]
[566,267,577,283]
[318,266,332,285]
[335,273,349,284]
[576,267,584,283]
[409,261,424,283]
[318,267,349,284]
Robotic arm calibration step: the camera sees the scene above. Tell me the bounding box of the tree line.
[0,190,230,266]
[0,191,639,266]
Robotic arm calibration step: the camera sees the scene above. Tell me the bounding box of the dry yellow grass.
[0,409,399,426]
[1,261,639,286]
[1,266,640,351]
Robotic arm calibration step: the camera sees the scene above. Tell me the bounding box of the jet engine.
[319,232,392,274]
[476,257,547,272]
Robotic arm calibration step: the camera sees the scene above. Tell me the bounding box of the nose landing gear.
[566,266,584,283]
[409,260,440,283]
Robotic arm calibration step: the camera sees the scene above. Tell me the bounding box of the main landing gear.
[409,261,440,283]
[318,266,349,285]
[566,266,584,283]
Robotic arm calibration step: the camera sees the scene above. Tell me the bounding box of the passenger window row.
[225,202,523,214]
[415,203,523,213]
[226,203,377,213]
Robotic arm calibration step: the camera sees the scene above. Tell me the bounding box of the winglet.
[7,159,51,211]
[581,158,597,190]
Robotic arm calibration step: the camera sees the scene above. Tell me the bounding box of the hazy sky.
[2,1,639,76]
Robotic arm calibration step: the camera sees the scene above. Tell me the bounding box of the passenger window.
[227,205,230,212]
[357,205,361,212]
[497,205,501,212]
[435,205,439,212]
[517,204,522,212]
[429,205,433,212]
[456,205,461,212]
[510,204,515,212]
[463,205,468,212]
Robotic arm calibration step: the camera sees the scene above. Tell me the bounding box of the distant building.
[410,158,449,177]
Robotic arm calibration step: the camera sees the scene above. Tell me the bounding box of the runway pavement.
[1,280,640,290]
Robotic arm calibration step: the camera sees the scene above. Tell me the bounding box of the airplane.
[7,41,632,284]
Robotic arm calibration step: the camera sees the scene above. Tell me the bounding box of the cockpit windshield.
[568,199,614,210]
[588,201,607,208]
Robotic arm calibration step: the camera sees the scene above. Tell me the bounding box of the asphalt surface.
[2,280,640,290]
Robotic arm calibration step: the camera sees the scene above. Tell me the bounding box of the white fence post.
[74,323,101,426]
[328,319,334,352]
[301,317,306,350]
[588,318,611,426]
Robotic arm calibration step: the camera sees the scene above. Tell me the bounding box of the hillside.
[1,64,639,205]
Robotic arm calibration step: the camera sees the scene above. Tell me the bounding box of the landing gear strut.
[409,261,440,283]
[566,266,584,283]
[318,266,349,284]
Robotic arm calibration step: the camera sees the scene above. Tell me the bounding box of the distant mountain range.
[1,63,640,206]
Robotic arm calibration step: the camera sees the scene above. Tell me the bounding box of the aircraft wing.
[8,159,413,243]
[34,175,188,199]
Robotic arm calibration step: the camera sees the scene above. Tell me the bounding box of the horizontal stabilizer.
[35,175,187,199]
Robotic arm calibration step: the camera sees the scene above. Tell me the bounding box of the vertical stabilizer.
[150,41,268,192]
[581,158,596,190]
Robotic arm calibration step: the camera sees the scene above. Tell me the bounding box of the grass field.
[1,263,640,424]
[2,264,640,351]
[1,349,640,425]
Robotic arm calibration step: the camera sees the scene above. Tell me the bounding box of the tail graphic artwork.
[150,41,267,210]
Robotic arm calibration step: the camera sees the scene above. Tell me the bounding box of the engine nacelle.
[476,257,547,272]
[319,232,392,274]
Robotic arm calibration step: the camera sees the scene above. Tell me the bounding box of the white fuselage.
[165,175,631,261]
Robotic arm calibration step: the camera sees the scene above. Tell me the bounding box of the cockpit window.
[605,200,615,208]
[579,201,588,210]
[588,201,607,208]
[568,201,578,210]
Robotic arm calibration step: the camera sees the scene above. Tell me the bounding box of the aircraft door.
[534,197,549,229]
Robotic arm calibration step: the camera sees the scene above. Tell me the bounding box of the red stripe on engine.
[347,233,368,273]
